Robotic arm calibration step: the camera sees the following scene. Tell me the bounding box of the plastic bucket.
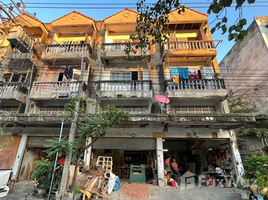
[152,179,158,185]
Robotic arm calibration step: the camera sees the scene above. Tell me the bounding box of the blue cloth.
[113,176,120,192]
[64,66,73,79]
[177,68,189,79]
[170,68,179,77]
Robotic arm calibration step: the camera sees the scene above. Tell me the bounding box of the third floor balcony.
[101,43,150,59]
[163,40,219,63]
[41,44,92,66]
[95,80,153,106]
[166,79,227,105]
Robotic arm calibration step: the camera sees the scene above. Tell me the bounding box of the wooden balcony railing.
[167,79,226,90]
[31,81,80,92]
[44,44,92,54]
[163,40,216,51]
[101,43,149,52]
[96,80,152,91]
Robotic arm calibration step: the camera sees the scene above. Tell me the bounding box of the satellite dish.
[155,95,170,104]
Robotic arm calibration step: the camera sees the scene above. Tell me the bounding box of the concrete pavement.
[0,180,249,200]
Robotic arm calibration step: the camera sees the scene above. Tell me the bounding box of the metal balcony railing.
[167,79,226,90]
[96,80,152,91]
[163,40,216,51]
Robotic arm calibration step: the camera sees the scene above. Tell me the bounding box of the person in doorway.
[208,163,215,172]
[164,156,171,170]
[213,165,223,185]
[171,158,181,177]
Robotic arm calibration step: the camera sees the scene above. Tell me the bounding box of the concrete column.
[156,138,165,187]
[229,130,244,180]
[83,137,92,168]
[12,134,28,180]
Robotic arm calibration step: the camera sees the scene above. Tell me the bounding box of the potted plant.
[31,158,53,196]
[243,155,268,196]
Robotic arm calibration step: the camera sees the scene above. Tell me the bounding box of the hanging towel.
[177,68,189,79]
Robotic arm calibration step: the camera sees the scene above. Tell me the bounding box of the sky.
[1,0,268,62]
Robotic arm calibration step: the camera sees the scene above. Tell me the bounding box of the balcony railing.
[31,81,80,92]
[44,44,91,54]
[101,43,150,57]
[163,40,216,51]
[11,49,31,59]
[96,80,152,91]
[0,82,22,93]
[167,79,226,90]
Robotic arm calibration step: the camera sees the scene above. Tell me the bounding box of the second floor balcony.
[41,44,92,66]
[95,80,153,106]
[163,40,219,63]
[166,79,227,104]
[30,81,82,105]
[101,43,150,59]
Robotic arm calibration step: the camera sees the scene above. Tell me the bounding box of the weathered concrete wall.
[220,18,268,115]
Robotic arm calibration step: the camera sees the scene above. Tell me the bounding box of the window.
[111,71,138,81]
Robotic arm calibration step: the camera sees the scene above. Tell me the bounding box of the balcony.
[41,44,91,66]
[101,43,150,59]
[0,82,26,104]
[30,81,82,105]
[0,46,7,59]
[11,49,31,60]
[95,80,153,106]
[166,79,227,105]
[163,40,218,63]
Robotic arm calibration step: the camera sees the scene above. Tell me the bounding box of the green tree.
[45,99,130,191]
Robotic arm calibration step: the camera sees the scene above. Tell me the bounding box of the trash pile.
[75,156,120,199]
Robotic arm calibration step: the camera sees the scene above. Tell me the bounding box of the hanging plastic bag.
[105,172,117,194]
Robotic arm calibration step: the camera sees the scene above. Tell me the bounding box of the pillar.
[12,134,28,180]
[156,138,165,187]
[83,137,92,169]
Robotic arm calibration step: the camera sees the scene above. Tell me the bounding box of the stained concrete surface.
[0,180,248,200]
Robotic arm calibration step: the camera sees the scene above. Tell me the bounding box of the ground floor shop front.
[91,130,242,187]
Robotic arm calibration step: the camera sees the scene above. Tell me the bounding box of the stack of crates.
[96,156,113,172]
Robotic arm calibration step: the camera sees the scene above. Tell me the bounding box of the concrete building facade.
[0,7,255,186]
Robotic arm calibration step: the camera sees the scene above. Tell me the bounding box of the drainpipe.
[24,63,35,114]
[47,119,64,200]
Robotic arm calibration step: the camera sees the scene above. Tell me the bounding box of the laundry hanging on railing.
[201,67,214,79]
[188,68,200,80]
